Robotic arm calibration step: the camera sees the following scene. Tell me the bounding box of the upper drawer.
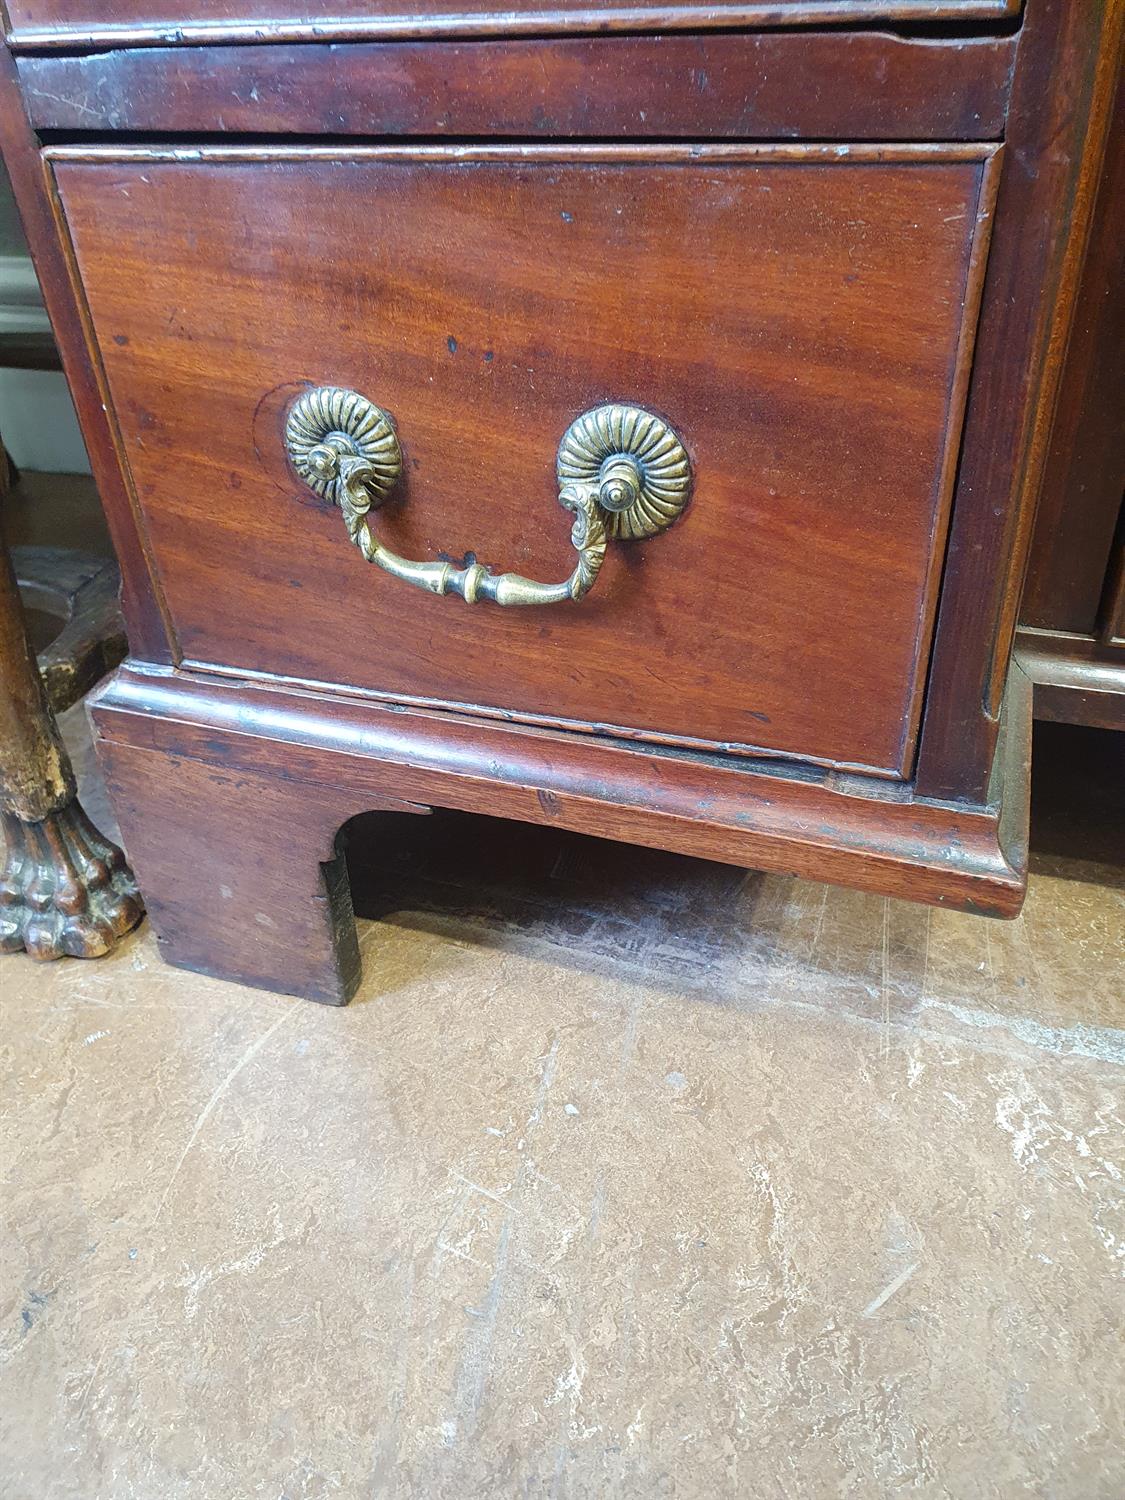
[15,33,1017,142]
[52,143,998,778]
[5,0,1021,47]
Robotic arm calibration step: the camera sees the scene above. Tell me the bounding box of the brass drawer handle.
[285,387,691,607]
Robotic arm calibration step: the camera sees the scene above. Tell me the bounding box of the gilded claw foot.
[0,800,144,960]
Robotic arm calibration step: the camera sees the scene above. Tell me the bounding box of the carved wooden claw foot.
[0,802,143,960]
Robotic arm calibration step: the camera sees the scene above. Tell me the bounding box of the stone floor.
[1,711,1122,1499]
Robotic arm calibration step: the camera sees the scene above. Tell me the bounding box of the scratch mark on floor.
[444,1035,559,1443]
[915,1000,1125,1065]
[921,908,933,1000]
[75,1339,109,1419]
[808,886,830,963]
[983,921,1000,1010]
[619,994,641,1077]
[370,1257,415,1491]
[587,1171,606,1244]
[880,899,891,1060]
[529,1038,561,1121]
[452,1174,520,1214]
[179,1211,289,1322]
[447,1215,513,1443]
[435,1240,488,1268]
[153,1000,301,1223]
[863,1260,920,1318]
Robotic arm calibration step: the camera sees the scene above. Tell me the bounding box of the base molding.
[88,662,1031,1002]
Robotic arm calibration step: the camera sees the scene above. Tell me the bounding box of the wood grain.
[1011,74,1124,731]
[95,750,373,1002]
[2,0,1023,50]
[52,143,996,777]
[915,0,1124,800]
[16,32,1016,142]
[1019,83,1124,637]
[0,45,174,666]
[90,659,1030,998]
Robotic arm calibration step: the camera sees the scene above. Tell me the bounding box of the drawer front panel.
[16,34,1017,142]
[7,1,1021,47]
[52,145,997,775]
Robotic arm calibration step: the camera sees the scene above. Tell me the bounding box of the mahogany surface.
[1020,85,1124,638]
[1014,75,1124,729]
[53,145,996,776]
[0,45,175,665]
[2,0,1022,49]
[90,660,1031,1002]
[16,33,1017,142]
[915,0,1123,798]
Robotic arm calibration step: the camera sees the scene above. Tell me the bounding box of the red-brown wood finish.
[89,660,1031,1001]
[1019,80,1124,638]
[95,745,373,1002]
[15,33,1017,142]
[915,0,1124,800]
[51,144,997,777]
[1,0,1022,49]
[1013,76,1124,730]
[0,46,173,665]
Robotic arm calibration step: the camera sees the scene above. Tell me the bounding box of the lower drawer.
[51,142,998,776]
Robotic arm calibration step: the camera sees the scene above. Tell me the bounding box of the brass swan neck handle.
[285,387,691,608]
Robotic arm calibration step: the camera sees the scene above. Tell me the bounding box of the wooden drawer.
[13,33,1018,143]
[4,0,1116,999]
[52,143,997,777]
[4,0,1021,48]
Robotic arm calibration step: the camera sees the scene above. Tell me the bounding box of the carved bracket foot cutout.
[0,800,144,960]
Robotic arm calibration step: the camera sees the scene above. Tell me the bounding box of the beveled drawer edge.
[45,140,1001,168]
[4,1,1023,53]
[902,142,1003,778]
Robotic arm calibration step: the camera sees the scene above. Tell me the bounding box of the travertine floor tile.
[1,717,1122,1498]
